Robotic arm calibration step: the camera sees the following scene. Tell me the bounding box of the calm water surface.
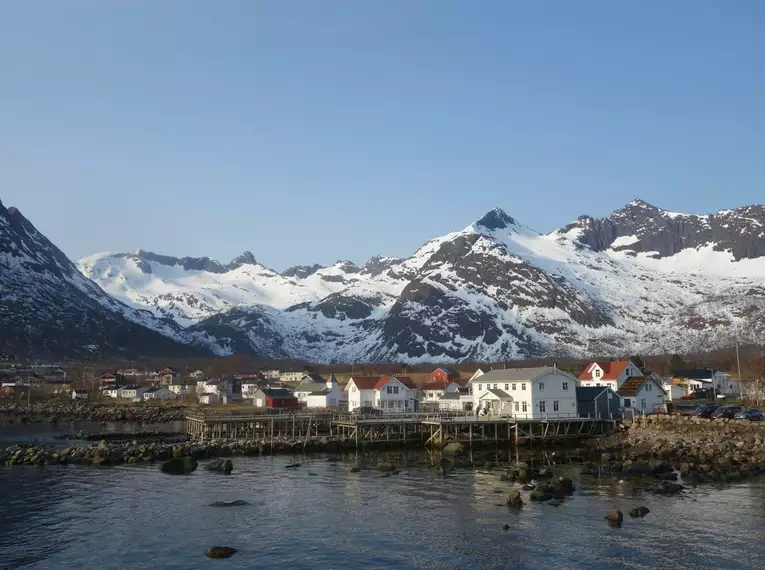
[0,451,764,569]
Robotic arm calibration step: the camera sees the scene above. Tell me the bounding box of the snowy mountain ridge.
[77,199,765,362]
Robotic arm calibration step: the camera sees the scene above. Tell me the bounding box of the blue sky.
[2,1,764,270]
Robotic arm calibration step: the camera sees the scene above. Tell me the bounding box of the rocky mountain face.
[0,200,207,360]
[10,196,765,363]
[564,199,765,260]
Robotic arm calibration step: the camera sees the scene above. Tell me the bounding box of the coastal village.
[0,358,747,422]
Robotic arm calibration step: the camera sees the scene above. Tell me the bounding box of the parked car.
[693,404,720,419]
[711,405,742,419]
[733,409,763,421]
[689,387,718,400]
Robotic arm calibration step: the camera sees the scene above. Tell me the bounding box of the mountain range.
[4,196,765,362]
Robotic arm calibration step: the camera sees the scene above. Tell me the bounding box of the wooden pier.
[186,410,618,449]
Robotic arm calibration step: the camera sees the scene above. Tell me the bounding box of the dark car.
[733,409,763,421]
[693,404,720,419]
[711,405,742,419]
[689,387,718,400]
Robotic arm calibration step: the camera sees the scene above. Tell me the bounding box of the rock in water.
[605,509,624,525]
[285,463,301,469]
[442,442,465,455]
[161,456,198,475]
[629,506,650,518]
[350,466,361,473]
[377,460,396,472]
[223,459,233,475]
[506,489,523,508]
[206,546,237,559]
[204,459,225,472]
[208,500,249,507]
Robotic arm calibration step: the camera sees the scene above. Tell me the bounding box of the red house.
[431,368,459,383]
[97,373,117,385]
[253,387,299,409]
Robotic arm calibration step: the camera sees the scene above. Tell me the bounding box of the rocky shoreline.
[586,414,765,486]
[0,402,188,424]
[1,436,367,467]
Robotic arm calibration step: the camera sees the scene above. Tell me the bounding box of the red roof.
[578,360,633,381]
[375,376,416,390]
[348,376,380,390]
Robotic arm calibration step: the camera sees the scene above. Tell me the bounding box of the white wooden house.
[168,382,194,397]
[142,387,178,401]
[101,385,122,398]
[472,367,579,419]
[71,389,89,401]
[421,380,460,404]
[345,376,417,413]
[119,385,148,400]
[617,376,665,414]
[578,360,643,391]
[438,388,473,411]
[294,373,344,408]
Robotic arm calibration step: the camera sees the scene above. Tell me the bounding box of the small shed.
[252,388,299,409]
[576,386,621,419]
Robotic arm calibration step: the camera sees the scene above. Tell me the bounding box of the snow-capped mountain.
[0,199,207,360]
[77,199,765,363]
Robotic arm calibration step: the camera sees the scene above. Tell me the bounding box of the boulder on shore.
[629,506,650,518]
[506,489,523,508]
[161,456,198,475]
[205,546,237,559]
[605,509,623,525]
[442,442,465,455]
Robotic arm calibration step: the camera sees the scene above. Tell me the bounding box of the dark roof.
[439,393,461,400]
[482,388,513,401]
[308,388,331,396]
[260,388,296,398]
[475,367,558,383]
[302,373,326,383]
[617,376,649,397]
[576,386,609,400]
[673,368,717,380]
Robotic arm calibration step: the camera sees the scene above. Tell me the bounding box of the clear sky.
[2,1,764,270]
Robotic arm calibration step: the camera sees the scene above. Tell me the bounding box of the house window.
[505,384,509,390]
[521,383,526,391]
[397,400,402,408]
[539,382,544,391]
[540,401,546,412]
[387,386,392,394]
[352,386,356,392]
[646,383,651,392]
[405,400,409,408]
[595,369,601,378]
[514,402,519,411]
[493,384,498,389]
[393,386,399,394]
[641,398,646,410]
[553,401,559,411]
[478,384,482,391]
[562,382,568,391]
[512,383,516,391]
[522,402,527,412]
[624,399,631,408]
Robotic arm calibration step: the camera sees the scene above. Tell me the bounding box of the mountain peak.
[228,251,257,269]
[474,208,517,231]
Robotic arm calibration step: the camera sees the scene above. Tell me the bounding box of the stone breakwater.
[1,436,360,467]
[0,402,188,423]
[590,414,765,486]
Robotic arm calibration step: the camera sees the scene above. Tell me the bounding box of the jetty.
[185,410,618,448]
